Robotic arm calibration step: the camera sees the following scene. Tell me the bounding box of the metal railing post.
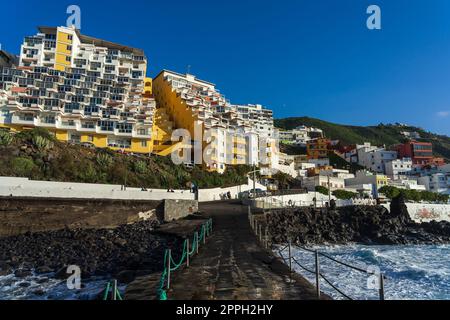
[315,250,321,299]
[195,232,199,254]
[113,279,117,300]
[167,249,171,289]
[288,240,292,274]
[203,225,206,245]
[186,238,190,267]
[265,227,268,249]
[379,273,385,300]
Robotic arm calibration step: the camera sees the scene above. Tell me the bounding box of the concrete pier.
[126,200,329,300]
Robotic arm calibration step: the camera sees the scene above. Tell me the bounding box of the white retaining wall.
[197,178,266,202]
[249,192,450,223]
[0,176,264,202]
[0,177,195,201]
[249,192,334,209]
[404,203,450,223]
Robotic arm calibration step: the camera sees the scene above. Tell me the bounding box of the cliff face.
[266,196,450,245]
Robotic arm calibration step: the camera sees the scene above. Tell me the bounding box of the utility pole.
[253,164,256,199]
[327,175,331,204]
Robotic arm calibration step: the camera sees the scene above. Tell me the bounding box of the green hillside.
[274,117,450,161]
[0,128,250,189]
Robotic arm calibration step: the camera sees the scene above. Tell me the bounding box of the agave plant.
[96,153,113,168]
[0,130,13,146]
[32,135,53,150]
[133,160,148,174]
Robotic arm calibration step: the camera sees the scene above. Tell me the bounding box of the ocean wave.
[283,244,450,300]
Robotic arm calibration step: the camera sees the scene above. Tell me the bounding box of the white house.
[356,142,398,173]
[385,158,413,179]
[418,173,450,194]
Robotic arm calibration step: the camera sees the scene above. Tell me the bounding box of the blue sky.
[1,0,449,135]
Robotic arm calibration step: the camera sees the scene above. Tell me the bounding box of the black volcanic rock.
[0,219,182,284]
[266,201,450,245]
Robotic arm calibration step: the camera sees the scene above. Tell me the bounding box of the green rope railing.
[102,280,123,300]
[156,218,212,300]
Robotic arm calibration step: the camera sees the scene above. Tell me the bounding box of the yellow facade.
[55,31,73,71]
[153,74,198,137]
[144,78,153,96]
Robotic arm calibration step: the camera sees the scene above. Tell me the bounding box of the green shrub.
[133,160,148,174]
[379,185,449,203]
[315,185,329,195]
[11,157,36,177]
[332,189,357,200]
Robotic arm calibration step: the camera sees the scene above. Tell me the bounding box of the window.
[68,35,73,40]
[141,140,147,147]
[87,135,94,142]
[117,123,132,133]
[82,122,96,129]
[66,56,71,62]
[67,45,72,51]
[98,121,114,131]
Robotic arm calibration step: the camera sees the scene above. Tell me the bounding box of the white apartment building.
[1,26,154,153]
[357,142,398,173]
[385,158,413,179]
[278,125,323,146]
[417,173,450,194]
[153,70,278,174]
[345,170,389,197]
[388,178,427,191]
[308,158,330,167]
[302,175,345,192]
[319,168,355,180]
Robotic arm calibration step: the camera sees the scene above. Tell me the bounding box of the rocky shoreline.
[0,217,186,297]
[266,196,450,245]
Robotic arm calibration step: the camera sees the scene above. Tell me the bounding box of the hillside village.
[275,123,450,202]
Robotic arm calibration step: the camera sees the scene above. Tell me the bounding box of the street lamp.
[247,165,262,199]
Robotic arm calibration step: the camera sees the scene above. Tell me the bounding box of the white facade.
[319,168,355,180]
[302,175,345,192]
[388,178,427,191]
[417,173,450,194]
[277,125,323,146]
[385,158,413,179]
[345,170,389,197]
[308,158,330,167]
[356,142,397,173]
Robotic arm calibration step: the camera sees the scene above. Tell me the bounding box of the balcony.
[11,114,36,125]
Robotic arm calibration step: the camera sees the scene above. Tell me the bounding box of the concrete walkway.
[164,200,327,300]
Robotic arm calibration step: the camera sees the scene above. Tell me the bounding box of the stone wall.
[0,197,163,237]
[164,199,199,221]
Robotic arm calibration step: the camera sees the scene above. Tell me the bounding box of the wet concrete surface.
[126,200,329,300]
